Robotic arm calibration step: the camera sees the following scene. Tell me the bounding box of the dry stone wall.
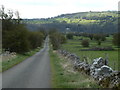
[58,49,120,89]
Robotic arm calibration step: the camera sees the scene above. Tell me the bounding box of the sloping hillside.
[23,11,118,34]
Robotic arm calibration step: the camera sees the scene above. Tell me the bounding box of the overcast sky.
[1,0,119,18]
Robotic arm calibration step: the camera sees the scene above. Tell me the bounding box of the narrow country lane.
[2,36,51,88]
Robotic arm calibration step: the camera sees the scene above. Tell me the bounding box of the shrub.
[113,33,120,47]
[81,39,89,47]
[28,31,44,49]
[66,33,73,39]
[93,34,106,45]
[93,34,101,41]
[3,24,30,53]
[89,34,94,40]
[101,35,106,41]
[50,31,67,50]
[60,34,67,44]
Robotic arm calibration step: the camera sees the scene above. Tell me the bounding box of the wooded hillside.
[23,11,119,34]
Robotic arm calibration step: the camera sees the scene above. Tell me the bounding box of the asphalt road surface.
[2,36,51,88]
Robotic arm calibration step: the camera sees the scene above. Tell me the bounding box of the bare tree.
[8,10,13,19]
[0,5,5,19]
[0,5,13,20]
[15,11,20,24]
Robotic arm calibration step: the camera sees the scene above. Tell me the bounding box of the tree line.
[49,31,120,50]
[0,5,46,54]
[66,32,120,47]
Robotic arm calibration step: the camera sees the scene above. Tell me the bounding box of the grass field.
[1,47,41,72]
[61,35,119,70]
[50,49,101,88]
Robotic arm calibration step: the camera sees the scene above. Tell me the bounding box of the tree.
[66,33,73,39]
[60,34,67,44]
[113,33,120,47]
[28,31,44,49]
[93,34,106,45]
[81,39,89,47]
[50,33,60,50]
[0,5,14,20]
[3,24,30,53]
[15,11,21,24]
[101,35,106,41]
[1,6,45,54]
[39,28,47,39]
[88,34,94,40]
[49,30,66,50]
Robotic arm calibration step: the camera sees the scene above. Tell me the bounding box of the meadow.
[61,35,119,70]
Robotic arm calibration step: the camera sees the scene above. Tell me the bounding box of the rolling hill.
[23,11,119,34]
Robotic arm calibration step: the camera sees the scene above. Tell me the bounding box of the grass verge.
[1,47,41,72]
[50,49,101,88]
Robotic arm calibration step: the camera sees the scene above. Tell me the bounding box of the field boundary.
[50,49,100,88]
[58,49,120,89]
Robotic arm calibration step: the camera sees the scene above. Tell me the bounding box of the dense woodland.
[23,11,119,34]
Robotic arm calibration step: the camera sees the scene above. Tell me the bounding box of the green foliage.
[2,23,30,53]
[23,11,118,34]
[81,39,89,47]
[101,35,106,41]
[1,6,45,54]
[112,33,120,47]
[93,34,102,41]
[38,28,48,39]
[60,35,67,44]
[49,30,66,50]
[66,33,73,39]
[93,34,106,45]
[89,34,94,40]
[28,31,44,49]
